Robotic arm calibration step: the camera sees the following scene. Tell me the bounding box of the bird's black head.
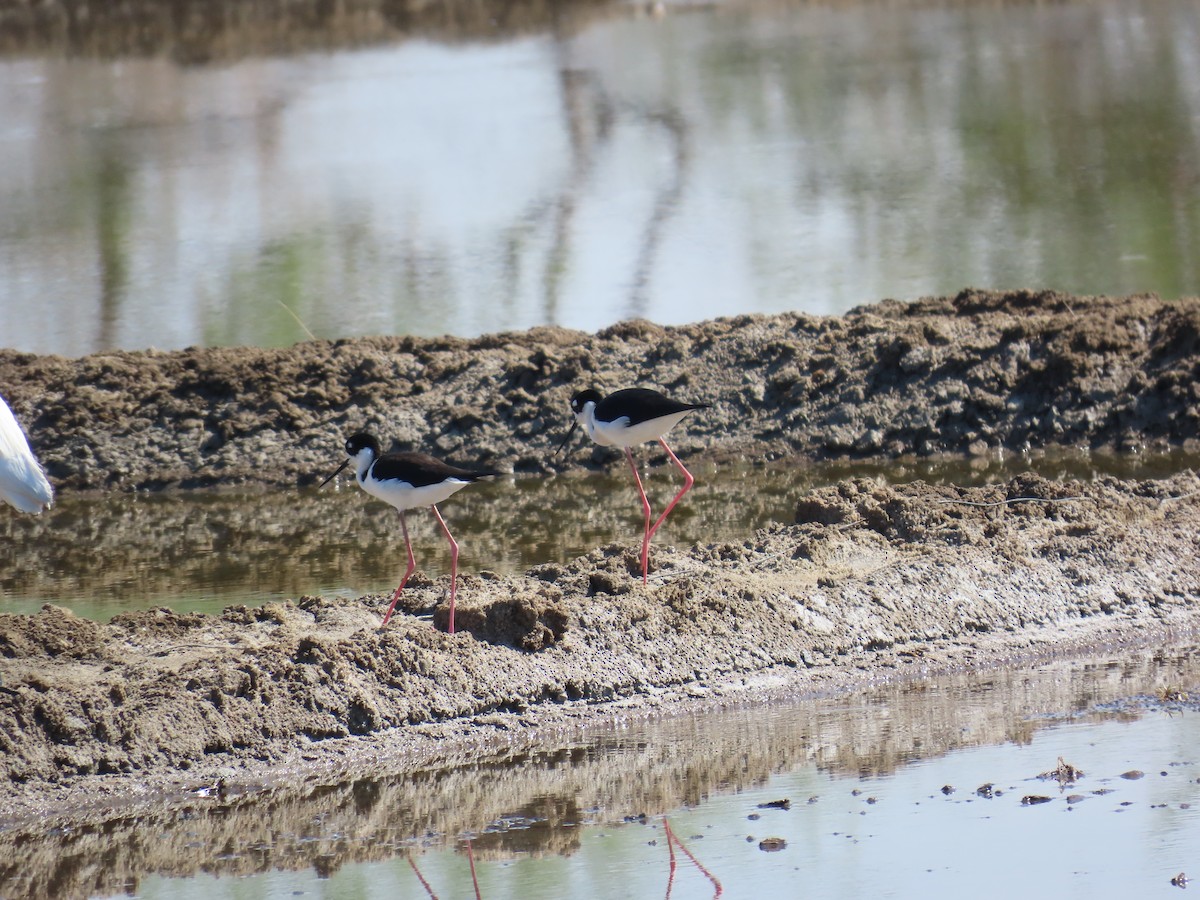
[344,432,381,458]
[320,432,381,489]
[555,390,603,459]
[569,389,603,415]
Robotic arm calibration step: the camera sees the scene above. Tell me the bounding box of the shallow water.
[5,644,1198,899]
[1,0,1198,356]
[3,448,1197,620]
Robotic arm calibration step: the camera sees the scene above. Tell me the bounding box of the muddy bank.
[3,649,1198,900]
[2,471,1199,819]
[1,289,1198,494]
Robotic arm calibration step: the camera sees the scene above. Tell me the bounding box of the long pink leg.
[381,511,416,628]
[626,447,653,583]
[430,504,459,634]
[648,440,695,540]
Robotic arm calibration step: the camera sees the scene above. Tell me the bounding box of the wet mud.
[2,642,1198,899]
[1,289,1199,843]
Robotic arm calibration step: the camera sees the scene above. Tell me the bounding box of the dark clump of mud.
[1,289,1198,493]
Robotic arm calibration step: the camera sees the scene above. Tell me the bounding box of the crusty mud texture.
[1,289,1197,492]
[2,471,1199,821]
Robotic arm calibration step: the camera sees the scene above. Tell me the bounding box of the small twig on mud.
[931,495,1096,508]
[648,560,704,583]
[750,552,786,570]
[1158,489,1200,505]
[649,547,793,584]
[150,643,232,657]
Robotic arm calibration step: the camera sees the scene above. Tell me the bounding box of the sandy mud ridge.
[2,470,1199,815]
[3,648,1198,900]
[0,289,1197,493]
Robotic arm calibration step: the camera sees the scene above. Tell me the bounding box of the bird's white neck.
[581,401,621,447]
[579,402,599,437]
[353,449,376,483]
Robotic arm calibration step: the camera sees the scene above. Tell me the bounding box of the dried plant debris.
[1038,757,1084,786]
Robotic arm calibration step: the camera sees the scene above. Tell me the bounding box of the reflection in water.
[0,0,615,61]
[1,0,1198,355]
[1,448,1196,619]
[95,145,131,351]
[1,645,1198,898]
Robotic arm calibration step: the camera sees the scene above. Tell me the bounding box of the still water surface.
[7,645,1195,899]
[3,448,1196,620]
[2,0,1198,356]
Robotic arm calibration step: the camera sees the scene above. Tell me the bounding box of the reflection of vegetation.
[95,146,132,350]
[691,0,1200,305]
[953,4,1200,298]
[209,223,466,347]
[0,0,621,62]
[211,236,322,347]
[8,0,1199,360]
[628,107,690,318]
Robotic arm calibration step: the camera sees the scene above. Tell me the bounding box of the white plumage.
[0,394,53,514]
[586,406,699,449]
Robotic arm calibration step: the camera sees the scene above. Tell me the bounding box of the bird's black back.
[594,388,708,427]
[370,451,498,487]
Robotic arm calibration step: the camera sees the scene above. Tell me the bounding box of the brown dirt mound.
[1,289,1198,494]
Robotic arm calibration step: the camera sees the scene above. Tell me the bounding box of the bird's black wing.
[372,452,497,487]
[597,388,709,427]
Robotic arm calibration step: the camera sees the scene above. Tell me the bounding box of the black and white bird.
[0,394,53,515]
[556,388,707,582]
[321,432,496,633]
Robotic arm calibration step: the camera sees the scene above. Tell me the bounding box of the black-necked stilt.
[556,388,707,582]
[321,432,496,633]
[0,394,53,515]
